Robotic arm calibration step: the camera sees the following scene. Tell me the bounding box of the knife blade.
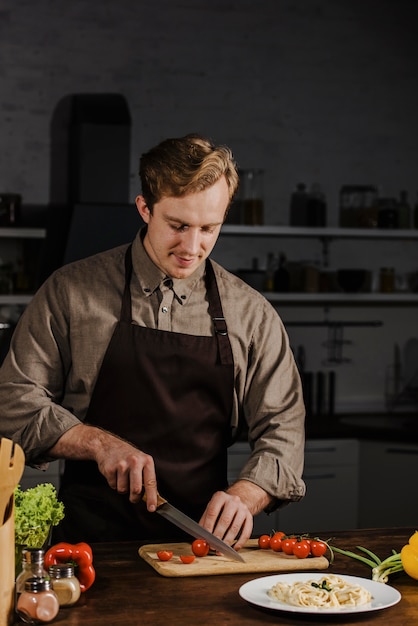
[144,492,245,563]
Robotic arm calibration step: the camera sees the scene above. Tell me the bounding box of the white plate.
[239,572,401,615]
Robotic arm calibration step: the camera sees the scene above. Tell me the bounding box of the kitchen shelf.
[219,225,418,306]
[221,225,418,239]
[0,227,46,239]
[0,294,35,305]
[262,292,418,305]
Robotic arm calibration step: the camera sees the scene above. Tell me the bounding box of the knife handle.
[142,491,167,508]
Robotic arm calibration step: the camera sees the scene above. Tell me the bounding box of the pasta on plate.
[268,574,373,609]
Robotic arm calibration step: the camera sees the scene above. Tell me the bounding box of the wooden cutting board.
[138,539,329,577]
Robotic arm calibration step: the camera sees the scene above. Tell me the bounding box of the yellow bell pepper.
[400,531,418,580]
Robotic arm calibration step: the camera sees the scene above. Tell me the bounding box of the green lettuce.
[14,483,65,548]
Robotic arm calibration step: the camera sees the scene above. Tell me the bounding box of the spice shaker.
[48,563,81,607]
[16,577,59,624]
[16,548,48,597]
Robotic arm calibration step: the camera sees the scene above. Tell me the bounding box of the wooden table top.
[13,527,417,625]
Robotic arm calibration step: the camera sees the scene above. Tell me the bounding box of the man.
[0,134,305,549]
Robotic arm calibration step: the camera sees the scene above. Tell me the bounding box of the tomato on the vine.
[258,534,271,549]
[281,537,298,555]
[157,550,173,561]
[269,531,285,552]
[310,540,327,557]
[191,538,210,557]
[180,555,195,564]
[292,539,311,559]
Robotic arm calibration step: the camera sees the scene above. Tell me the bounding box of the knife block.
[0,498,15,626]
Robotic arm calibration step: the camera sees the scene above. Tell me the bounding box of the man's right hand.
[48,423,159,511]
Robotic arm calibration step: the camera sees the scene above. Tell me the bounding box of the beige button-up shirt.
[0,230,306,506]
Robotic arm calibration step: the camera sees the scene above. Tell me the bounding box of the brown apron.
[55,246,235,543]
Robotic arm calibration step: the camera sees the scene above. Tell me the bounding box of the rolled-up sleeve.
[216,269,306,509]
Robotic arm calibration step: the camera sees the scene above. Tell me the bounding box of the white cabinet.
[358,441,418,527]
[278,439,359,533]
[228,439,359,536]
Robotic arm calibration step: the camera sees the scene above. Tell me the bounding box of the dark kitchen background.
[1,0,417,528]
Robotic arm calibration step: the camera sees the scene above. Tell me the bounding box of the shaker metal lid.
[22,547,45,563]
[24,577,52,592]
[48,563,75,578]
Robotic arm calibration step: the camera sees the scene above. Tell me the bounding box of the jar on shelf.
[379,267,395,293]
[339,185,378,228]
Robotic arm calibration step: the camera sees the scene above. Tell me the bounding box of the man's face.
[135,176,229,279]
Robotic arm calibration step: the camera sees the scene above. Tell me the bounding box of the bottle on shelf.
[264,253,278,292]
[378,197,399,228]
[307,183,327,227]
[289,183,309,226]
[414,192,418,229]
[274,253,290,292]
[397,190,411,229]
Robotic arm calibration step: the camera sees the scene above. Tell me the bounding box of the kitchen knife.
[143,492,245,563]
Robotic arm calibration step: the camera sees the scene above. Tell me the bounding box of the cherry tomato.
[281,537,298,555]
[310,540,327,557]
[191,539,210,557]
[258,534,271,549]
[180,555,195,564]
[293,539,311,559]
[157,550,173,561]
[269,532,285,552]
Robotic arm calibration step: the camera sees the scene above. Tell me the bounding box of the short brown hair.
[139,133,239,211]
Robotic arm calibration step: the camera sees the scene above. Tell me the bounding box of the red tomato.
[269,532,285,552]
[310,540,327,557]
[180,555,195,564]
[281,537,297,555]
[258,534,271,549]
[191,539,210,557]
[157,550,173,561]
[292,539,311,559]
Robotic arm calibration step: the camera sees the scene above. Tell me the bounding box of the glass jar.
[48,563,81,607]
[16,577,59,624]
[379,267,395,293]
[239,169,264,225]
[16,548,48,597]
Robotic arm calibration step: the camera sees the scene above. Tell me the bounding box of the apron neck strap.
[204,259,234,366]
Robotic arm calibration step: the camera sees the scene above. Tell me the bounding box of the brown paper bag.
[0,497,15,626]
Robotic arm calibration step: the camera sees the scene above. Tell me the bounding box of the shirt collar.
[131,227,206,303]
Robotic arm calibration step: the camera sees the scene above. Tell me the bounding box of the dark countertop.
[10,527,417,626]
[306,412,418,443]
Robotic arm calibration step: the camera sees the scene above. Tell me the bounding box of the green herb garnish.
[311,579,333,592]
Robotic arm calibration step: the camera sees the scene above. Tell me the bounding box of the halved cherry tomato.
[157,550,173,561]
[269,531,285,552]
[281,537,298,555]
[310,540,327,557]
[180,555,195,564]
[191,539,210,557]
[293,539,311,559]
[258,534,271,549]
